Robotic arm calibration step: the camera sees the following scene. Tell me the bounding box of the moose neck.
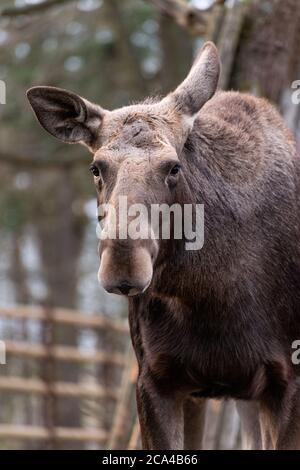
[149,124,236,306]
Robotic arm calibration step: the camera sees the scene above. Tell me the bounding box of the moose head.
[27,42,220,296]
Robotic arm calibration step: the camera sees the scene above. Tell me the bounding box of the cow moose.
[27,42,300,450]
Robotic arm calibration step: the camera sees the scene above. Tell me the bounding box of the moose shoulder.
[27,42,300,450]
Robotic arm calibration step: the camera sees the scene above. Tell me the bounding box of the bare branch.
[144,0,225,35]
[0,0,75,18]
[0,151,88,168]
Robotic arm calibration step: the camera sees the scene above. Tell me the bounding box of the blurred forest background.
[0,0,300,450]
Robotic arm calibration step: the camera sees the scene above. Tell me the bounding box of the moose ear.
[171,42,220,117]
[26,86,104,151]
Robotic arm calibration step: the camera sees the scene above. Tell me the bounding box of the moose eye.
[169,164,181,176]
[90,164,100,177]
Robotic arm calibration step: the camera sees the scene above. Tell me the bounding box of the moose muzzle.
[98,240,156,296]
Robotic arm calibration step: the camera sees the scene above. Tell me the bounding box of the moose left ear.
[171,41,220,118]
[27,86,104,151]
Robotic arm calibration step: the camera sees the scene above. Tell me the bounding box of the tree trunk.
[229,0,300,102]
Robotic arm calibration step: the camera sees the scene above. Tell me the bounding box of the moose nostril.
[117,282,133,296]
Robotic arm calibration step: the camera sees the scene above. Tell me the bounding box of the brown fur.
[27,42,300,449]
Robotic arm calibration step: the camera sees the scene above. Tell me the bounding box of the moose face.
[27,42,220,296]
[91,102,191,296]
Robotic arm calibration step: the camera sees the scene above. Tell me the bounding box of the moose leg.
[183,397,207,449]
[136,374,184,450]
[276,400,300,449]
[236,401,263,449]
[260,381,300,450]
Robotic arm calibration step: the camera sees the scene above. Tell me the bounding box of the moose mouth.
[104,279,152,297]
[98,245,154,297]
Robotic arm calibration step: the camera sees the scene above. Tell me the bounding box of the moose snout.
[104,281,149,296]
[98,243,155,297]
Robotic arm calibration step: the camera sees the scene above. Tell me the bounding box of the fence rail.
[4,339,125,366]
[0,305,128,332]
[0,424,107,443]
[0,376,118,400]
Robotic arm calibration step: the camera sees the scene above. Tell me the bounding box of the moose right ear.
[26,86,105,151]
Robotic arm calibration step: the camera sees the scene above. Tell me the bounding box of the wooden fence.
[0,304,138,449]
[0,304,241,450]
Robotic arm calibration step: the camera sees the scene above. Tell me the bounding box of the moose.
[27,42,300,450]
